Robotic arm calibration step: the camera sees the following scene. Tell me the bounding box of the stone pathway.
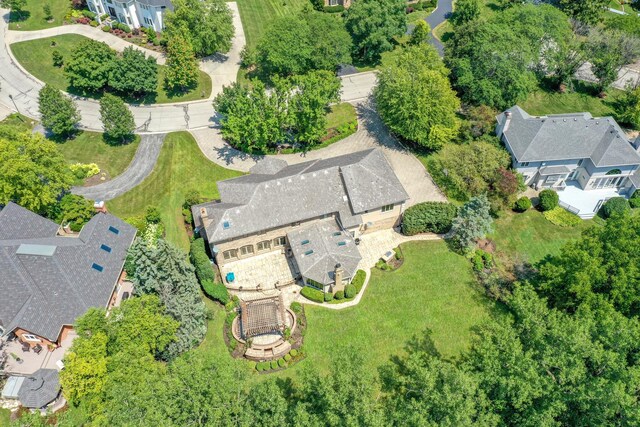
[71,133,166,201]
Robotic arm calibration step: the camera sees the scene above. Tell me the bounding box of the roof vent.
[574,118,577,121]
[563,119,566,122]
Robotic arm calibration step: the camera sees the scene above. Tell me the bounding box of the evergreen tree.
[99,93,135,143]
[449,194,493,251]
[38,84,81,137]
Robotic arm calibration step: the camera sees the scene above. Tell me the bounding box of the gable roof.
[193,149,408,244]
[497,106,640,167]
[287,219,362,286]
[0,203,136,341]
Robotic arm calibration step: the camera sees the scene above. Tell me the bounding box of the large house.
[87,0,173,32]
[0,203,136,348]
[192,148,409,292]
[496,106,640,218]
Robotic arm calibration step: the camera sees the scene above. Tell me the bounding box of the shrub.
[538,189,559,211]
[344,284,356,299]
[480,250,493,266]
[69,163,100,179]
[472,253,484,272]
[352,270,366,293]
[81,10,97,19]
[284,353,292,362]
[334,290,345,300]
[290,301,302,313]
[290,349,298,357]
[402,202,457,235]
[301,286,324,303]
[90,20,98,27]
[543,207,582,227]
[190,238,216,283]
[323,5,344,13]
[145,206,161,224]
[513,196,532,212]
[630,197,640,208]
[277,358,286,368]
[324,292,334,302]
[52,50,64,67]
[102,25,111,32]
[202,280,230,305]
[270,360,278,370]
[601,197,630,218]
[249,362,257,370]
[257,362,266,371]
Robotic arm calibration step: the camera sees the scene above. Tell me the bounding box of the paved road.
[191,99,446,207]
[426,0,453,56]
[71,133,166,200]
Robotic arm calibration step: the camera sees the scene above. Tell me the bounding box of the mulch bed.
[477,239,496,253]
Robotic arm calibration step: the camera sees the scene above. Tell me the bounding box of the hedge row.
[255,349,300,372]
[202,279,230,305]
[352,270,366,293]
[301,286,324,303]
[190,238,215,283]
[402,202,457,235]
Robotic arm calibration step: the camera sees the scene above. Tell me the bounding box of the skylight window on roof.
[337,241,347,246]
[333,232,341,237]
[223,221,231,229]
[92,263,104,272]
[100,244,112,253]
[301,239,310,245]
[304,250,314,256]
[108,226,120,235]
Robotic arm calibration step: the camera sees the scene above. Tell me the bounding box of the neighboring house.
[325,0,352,7]
[0,202,136,349]
[87,0,173,32]
[496,106,640,218]
[192,148,409,292]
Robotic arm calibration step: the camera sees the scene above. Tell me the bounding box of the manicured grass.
[56,132,140,179]
[10,35,212,105]
[490,210,592,264]
[8,0,69,31]
[521,80,624,118]
[109,132,243,250]
[235,0,309,49]
[433,21,453,42]
[325,102,356,129]
[0,408,11,426]
[284,241,498,378]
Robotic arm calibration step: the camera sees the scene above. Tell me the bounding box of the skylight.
[333,232,341,237]
[92,263,104,272]
[337,241,347,246]
[100,244,112,253]
[304,249,314,256]
[301,239,310,245]
[108,226,120,235]
[223,221,230,229]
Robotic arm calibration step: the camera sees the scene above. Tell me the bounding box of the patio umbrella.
[18,369,60,409]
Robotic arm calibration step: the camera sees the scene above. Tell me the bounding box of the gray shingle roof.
[0,203,136,341]
[497,106,640,167]
[287,219,361,285]
[18,369,60,408]
[193,149,408,244]
[539,165,571,175]
[136,0,173,10]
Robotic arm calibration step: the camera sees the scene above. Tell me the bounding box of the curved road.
[71,133,166,200]
[426,0,453,56]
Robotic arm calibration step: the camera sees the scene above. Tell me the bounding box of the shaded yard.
[235,0,309,49]
[109,132,243,251]
[11,35,212,105]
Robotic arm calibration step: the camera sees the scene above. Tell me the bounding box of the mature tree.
[46,194,95,232]
[535,213,640,316]
[588,29,640,93]
[164,33,200,91]
[64,39,117,93]
[126,238,207,359]
[99,93,135,143]
[559,0,608,25]
[545,36,586,90]
[409,20,430,45]
[2,0,26,19]
[449,194,493,251]
[618,83,640,128]
[450,0,481,27]
[109,47,158,96]
[38,84,81,137]
[306,11,353,71]
[458,105,499,142]
[289,70,341,145]
[0,126,73,212]
[165,0,234,57]
[344,0,407,63]
[375,44,460,150]
[213,81,289,152]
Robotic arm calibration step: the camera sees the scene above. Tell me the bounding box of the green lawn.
[0,408,10,426]
[56,131,140,179]
[521,80,624,118]
[8,0,69,31]
[109,132,243,250]
[490,210,592,264]
[235,0,309,49]
[11,35,212,105]
[325,102,356,129]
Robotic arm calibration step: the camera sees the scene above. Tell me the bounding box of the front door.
[108,6,116,17]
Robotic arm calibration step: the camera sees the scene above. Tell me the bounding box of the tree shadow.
[9,10,31,23]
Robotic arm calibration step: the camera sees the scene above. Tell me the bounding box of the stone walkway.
[71,133,166,201]
[192,99,446,208]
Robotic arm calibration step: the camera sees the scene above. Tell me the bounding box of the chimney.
[502,111,512,135]
[334,263,344,288]
[93,200,107,213]
[633,135,640,152]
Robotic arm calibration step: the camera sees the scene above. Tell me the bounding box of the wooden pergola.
[239,295,287,339]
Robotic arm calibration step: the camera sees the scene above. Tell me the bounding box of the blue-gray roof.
[497,106,640,167]
[0,203,136,342]
[18,369,60,408]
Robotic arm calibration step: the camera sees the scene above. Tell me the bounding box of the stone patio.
[0,331,76,375]
[220,250,299,293]
[557,182,630,219]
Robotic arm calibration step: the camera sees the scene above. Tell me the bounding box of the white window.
[257,240,271,251]
[223,249,237,260]
[577,159,584,167]
[381,204,394,212]
[126,16,132,25]
[22,334,41,342]
[144,16,153,26]
[520,162,530,167]
[239,245,254,256]
[273,236,286,247]
[329,0,338,5]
